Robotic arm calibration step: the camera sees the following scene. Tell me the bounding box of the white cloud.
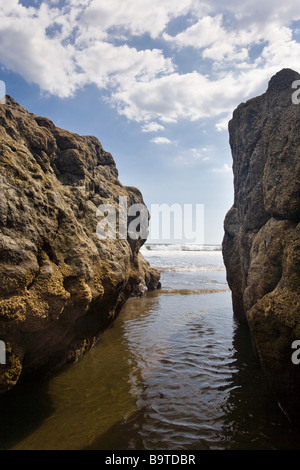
[215,114,232,132]
[163,15,225,50]
[75,42,174,89]
[173,147,211,165]
[78,0,204,40]
[0,0,300,123]
[211,163,232,173]
[111,69,272,123]
[142,122,165,132]
[0,1,85,97]
[193,147,210,160]
[163,8,300,69]
[151,136,173,144]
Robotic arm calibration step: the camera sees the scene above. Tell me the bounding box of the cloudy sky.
[1,0,300,243]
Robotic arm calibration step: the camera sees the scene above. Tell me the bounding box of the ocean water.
[142,243,226,293]
[1,244,300,450]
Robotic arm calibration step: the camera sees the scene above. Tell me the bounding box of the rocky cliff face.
[0,97,160,393]
[223,69,300,425]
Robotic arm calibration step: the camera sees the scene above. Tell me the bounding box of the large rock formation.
[0,96,160,393]
[223,69,300,426]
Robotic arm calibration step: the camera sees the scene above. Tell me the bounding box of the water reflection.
[221,322,300,450]
[85,290,300,450]
[0,379,54,449]
[0,289,300,450]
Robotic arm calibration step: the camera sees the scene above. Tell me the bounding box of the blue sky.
[1,1,300,244]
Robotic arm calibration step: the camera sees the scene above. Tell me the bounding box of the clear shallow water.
[1,246,300,450]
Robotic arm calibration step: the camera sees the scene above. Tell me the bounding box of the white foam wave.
[159,266,225,273]
[142,244,221,252]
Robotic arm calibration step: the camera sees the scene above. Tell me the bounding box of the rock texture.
[0,96,160,393]
[223,69,300,425]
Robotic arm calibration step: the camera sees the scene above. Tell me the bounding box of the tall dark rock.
[223,68,300,426]
[0,97,160,393]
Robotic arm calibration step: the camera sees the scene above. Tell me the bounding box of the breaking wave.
[142,244,222,252]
